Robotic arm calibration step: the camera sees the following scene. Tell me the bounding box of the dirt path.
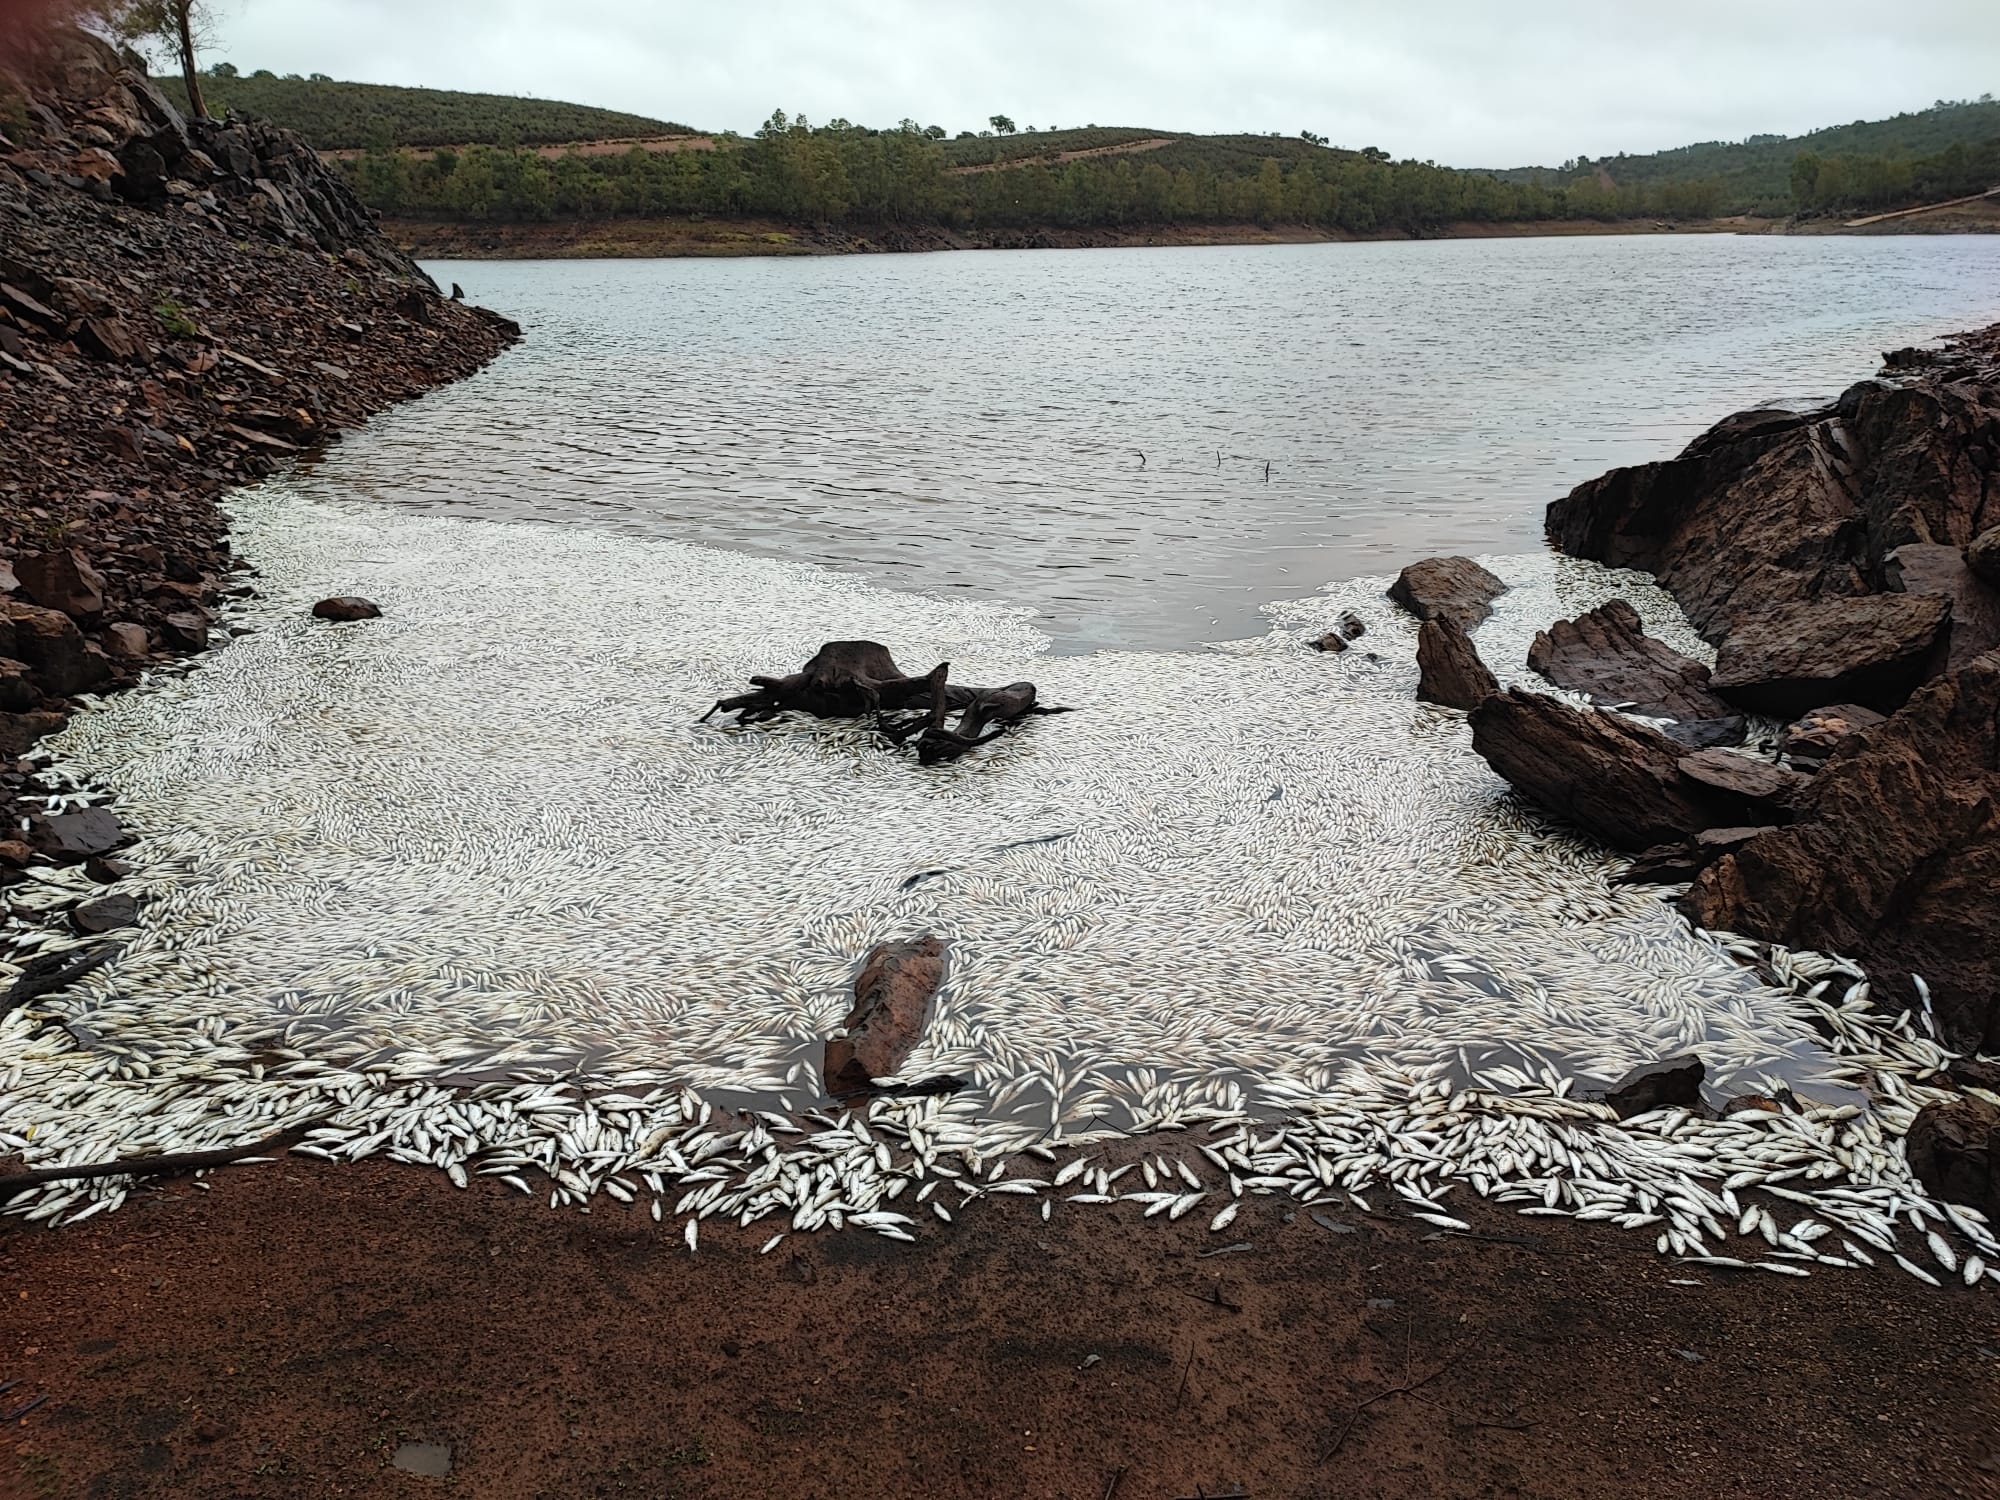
[2,1155,1994,1499]
[1844,187,2000,228]
[320,135,716,163]
[945,137,1179,175]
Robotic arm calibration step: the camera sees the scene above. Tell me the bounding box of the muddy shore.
[5,1155,1998,1500]
[386,202,1999,261]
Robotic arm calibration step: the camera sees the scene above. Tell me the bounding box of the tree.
[988,114,1015,135]
[106,1,220,119]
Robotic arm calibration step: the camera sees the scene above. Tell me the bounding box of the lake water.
[318,234,2000,650]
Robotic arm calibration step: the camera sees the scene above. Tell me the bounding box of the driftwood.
[703,640,1069,764]
[0,1117,329,1200]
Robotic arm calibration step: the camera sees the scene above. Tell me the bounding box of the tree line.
[339,112,1725,232]
[1790,135,2000,214]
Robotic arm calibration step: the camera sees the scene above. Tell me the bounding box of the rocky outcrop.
[1684,649,2000,1052]
[1904,1096,1997,1220]
[1545,341,2000,709]
[0,22,517,891]
[1527,598,1736,729]
[1969,525,2000,587]
[825,936,947,1095]
[1467,690,1799,852]
[1388,557,1505,629]
[1415,615,1498,710]
[312,596,382,622]
[1708,593,1950,718]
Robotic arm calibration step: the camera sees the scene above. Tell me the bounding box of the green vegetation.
[1495,96,2000,215]
[1791,134,2000,214]
[156,65,689,149]
[336,112,1718,233]
[153,299,198,336]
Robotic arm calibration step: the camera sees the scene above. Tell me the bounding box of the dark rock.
[0,839,37,868]
[1659,716,1748,749]
[1337,611,1366,640]
[1469,690,1734,851]
[1388,556,1505,629]
[1710,593,1951,718]
[14,548,106,625]
[158,612,209,650]
[1546,376,2000,646]
[29,806,127,860]
[0,711,65,756]
[0,657,42,713]
[102,622,150,659]
[84,854,134,883]
[1779,703,1886,767]
[1616,825,1775,887]
[1685,649,2000,1051]
[3,599,109,695]
[1674,749,1808,807]
[1904,1095,1997,1219]
[71,892,138,933]
[1884,542,2000,670]
[1308,631,1347,653]
[825,936,946,1094]
[1415,615,1498,710]
[1969,526,2000,588]
[1600,1055,1705,1119]
[75,314,150,364]
[1527,598,1734,721]
[311,596,382,622]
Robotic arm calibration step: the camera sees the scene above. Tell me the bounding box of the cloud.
[208,0,1997,166]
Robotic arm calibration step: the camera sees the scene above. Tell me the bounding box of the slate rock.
[1710,593,1951,718]
[1779,703,1886,767]
[1527,598,1733,722]
[30,806,127,859]
[1883,541,2000,670]
[1388,556,1505,629]
[825,936,946,1094]
[1905,1095,1997,1220]
[72,892,138,933]
[1969,525,2000,588]
[311,596,382,622]
[14,548,106,625]
[1415,615,1498,710]
[1601,1055,1705,1119]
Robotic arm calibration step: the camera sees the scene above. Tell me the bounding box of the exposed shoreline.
[387,200,2000,260]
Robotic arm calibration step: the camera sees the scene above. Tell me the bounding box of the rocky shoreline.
[1391,323,2000,1217]
[0,28,516,888]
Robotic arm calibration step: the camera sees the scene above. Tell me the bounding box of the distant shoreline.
[390,204,2000,260]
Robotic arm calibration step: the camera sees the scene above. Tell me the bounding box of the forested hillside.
[335,112,1721,234]
[1497,96,2000,215]
[155,67,689,149]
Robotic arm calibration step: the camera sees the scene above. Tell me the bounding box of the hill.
[155,67,691,150]
[1494,96,2000,215]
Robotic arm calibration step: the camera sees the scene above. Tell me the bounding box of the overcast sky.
[201,0,1996,167]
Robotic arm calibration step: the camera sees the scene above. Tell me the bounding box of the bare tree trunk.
[174,0,206,119]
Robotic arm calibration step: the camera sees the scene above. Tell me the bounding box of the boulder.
[75,314,150,364]
[0,710,65,756]
[1527,598,1734,722]
[311,596,382,622]
[102,622,150,659]
[1684,649,2000,1051]
[1779,703,1885,767]
[1468,690,1777,851]
[158,611,209,651]
[3,598,108,695]
[29,806,127,860]
[1617,826,1774,887]
[1600,1055,1705,1118]
[0,656,42,713]
[1415,615,1498,710]
[1709,593,1950,718]
[1308,631,1347,654]
[1388,557,1505,629]
[824,936,946,1094]
[1969,525,2000,588]
[1904,1095,1997,1219]
[14,548,106,625]
[1337,611,1366,640]
[1883,542,2000,669]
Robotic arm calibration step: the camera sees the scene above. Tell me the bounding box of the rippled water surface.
[313,235,2000,649]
